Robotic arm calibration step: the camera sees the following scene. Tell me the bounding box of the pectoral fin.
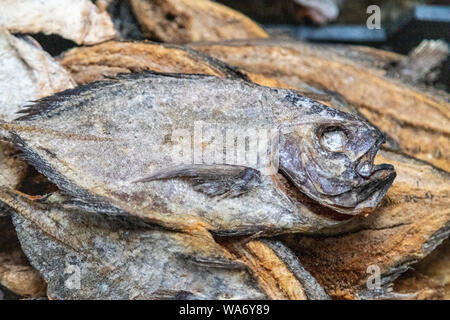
[134,164,262,198]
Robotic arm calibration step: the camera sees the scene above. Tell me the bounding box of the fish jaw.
[323,163,397,215]
[282,160,396,216]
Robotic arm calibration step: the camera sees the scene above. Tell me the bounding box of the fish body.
[1,72,395,235]
[0,189,265,300]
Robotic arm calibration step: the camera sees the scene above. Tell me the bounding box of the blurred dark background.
[216,0,449,26]
[215,0,450,90]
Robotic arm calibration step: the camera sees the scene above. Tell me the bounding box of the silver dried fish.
[1,72,395,235]
[0,189,265,299]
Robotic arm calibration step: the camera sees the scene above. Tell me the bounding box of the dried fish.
[0,29,76,121]
[280,150,450,299]
[0,0,116,45]
[0,28,72,201]
[0,29,73,298]
[58,41,247,84]
[129,0,268,43]
[220,238,330,300]
[192,40,450,171]
[1,72,394,235]
[0,189,266,300]
[58,40,380,154]
[0,1,446,302]
[57,40,365,119]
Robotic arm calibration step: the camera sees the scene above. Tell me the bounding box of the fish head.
[279,111,396,215]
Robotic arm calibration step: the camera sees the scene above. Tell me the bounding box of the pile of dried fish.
[0,0,448,300]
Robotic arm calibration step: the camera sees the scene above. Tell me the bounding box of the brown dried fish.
[58,41,248,84]
[220,238,330,300]
[1,72,394,235]
[129,0,268,42]
[0,189,266,300]
[192,40,450,171]
[280,150,450,299]
[0,0,116,45]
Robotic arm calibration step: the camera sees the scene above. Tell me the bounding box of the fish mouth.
[324,163,396,215]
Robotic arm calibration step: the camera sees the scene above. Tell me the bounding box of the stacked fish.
[0,0,448,300]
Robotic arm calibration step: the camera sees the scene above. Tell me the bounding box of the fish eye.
[319,126,347,152]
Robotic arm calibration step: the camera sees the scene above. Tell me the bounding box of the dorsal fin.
[14,71,219,121]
